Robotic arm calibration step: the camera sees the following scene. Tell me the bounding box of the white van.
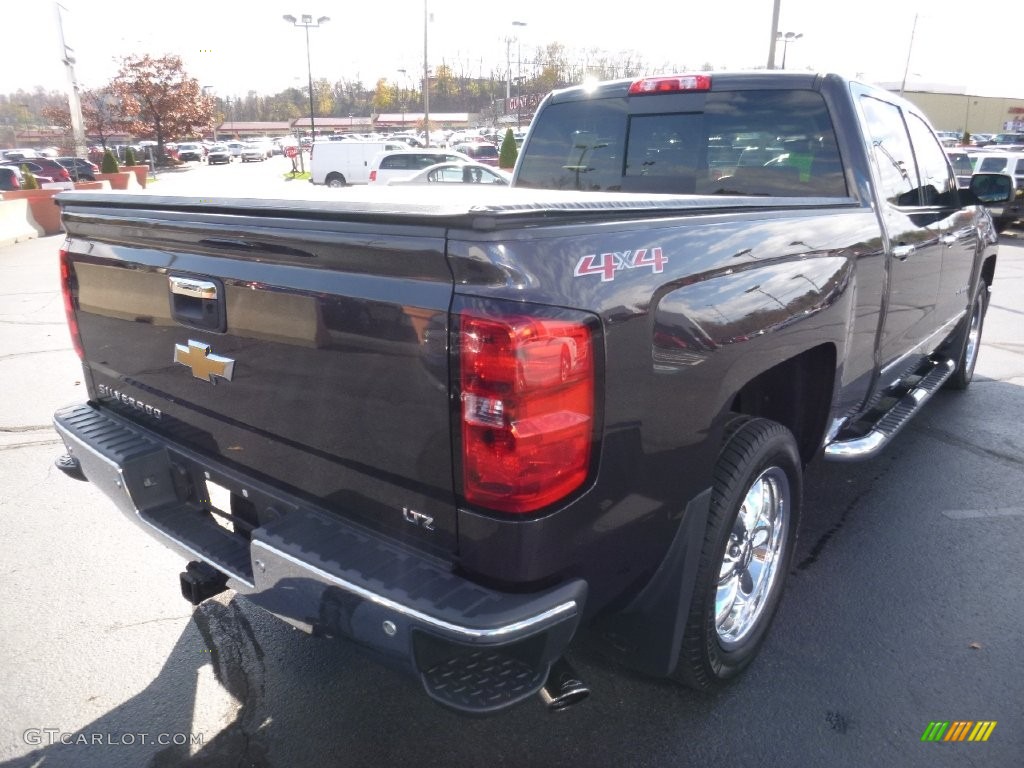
[310,140,408,186]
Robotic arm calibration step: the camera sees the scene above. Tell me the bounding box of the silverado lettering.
[52,72,1014,715]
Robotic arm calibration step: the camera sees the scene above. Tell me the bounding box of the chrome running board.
[824,358,955,462]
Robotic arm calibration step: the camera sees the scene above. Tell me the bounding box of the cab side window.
[905,113,956,206]
[859,96,919,207]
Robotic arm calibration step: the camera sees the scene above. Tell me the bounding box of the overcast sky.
[2,0,1022,99]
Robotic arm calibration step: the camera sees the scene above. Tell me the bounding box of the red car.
[451,142,500,167]
[55,157,100,182]
[17,158,72,183]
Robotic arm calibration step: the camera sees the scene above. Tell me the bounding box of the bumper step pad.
[421,650,548,713]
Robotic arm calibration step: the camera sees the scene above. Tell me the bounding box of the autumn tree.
[111,54,213,155]
[371,78,396,113]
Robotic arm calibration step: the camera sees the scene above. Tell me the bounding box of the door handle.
[892,245,916,261]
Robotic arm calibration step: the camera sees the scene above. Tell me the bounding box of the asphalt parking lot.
[0,171,1021,767]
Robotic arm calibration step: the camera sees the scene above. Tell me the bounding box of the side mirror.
[967,172,1015,204]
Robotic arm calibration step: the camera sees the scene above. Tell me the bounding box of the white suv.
[367,149,472,184]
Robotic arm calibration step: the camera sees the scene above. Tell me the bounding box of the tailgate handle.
[170,277,218,300]
[169,275,226,333]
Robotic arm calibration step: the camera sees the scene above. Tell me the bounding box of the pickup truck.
[52,72,1013,715]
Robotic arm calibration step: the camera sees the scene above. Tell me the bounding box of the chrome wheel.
[715,466,790,647]
[963,296,983,374]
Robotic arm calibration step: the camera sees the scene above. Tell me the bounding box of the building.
[212,121,292,140]
[881,83,1024,136]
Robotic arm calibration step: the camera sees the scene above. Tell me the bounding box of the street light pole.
[397,68,407,131]
[775,31,802,69]
[283,14,330,144]
[512,20,527,129]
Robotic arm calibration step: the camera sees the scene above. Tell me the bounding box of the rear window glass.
[465,145,498,158]
[517,89,847,197]
[978,157,1008,173]
[380,153,449,170]
[947,153,974,176]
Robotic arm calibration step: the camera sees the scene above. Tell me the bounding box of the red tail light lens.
[460,309,595,513]
[57,167,72,181]
[369,170,377,182]
[59,247,84,360]
[628,74,712,95]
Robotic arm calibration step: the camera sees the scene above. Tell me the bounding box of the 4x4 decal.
[574,247,667,282]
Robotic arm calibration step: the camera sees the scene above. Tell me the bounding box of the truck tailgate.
[59,196,458,557]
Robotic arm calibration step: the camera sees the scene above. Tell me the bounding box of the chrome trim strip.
[879,313,963,380]
[251,539,578,641]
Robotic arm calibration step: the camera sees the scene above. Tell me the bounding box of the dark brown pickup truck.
[52,72,1013,714]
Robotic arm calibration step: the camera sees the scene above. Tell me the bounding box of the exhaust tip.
[539,658,590,712]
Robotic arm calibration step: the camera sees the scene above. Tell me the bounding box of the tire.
[326,174,346,188]
[673,417,802,690]
[945,284,988,390]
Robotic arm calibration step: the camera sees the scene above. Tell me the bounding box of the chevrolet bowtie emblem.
[173,340,235,384]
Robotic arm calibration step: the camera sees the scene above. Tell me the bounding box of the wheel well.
[981,253,997,289]
[729,344,836,464]
[325,172,345,184]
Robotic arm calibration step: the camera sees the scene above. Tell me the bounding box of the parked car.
[0,165,22,190]
[990,132,1024,149]
[55,157,99,182]
[366,148,473,184]
[225,141,247,159]
[206,144,232,165]
[176,143,206,162]
[240,143,268,162]
[16,158,71,183]
[5,163,54,185]
[310,140,409,186]
[385,161,511,186]
[451,142,501,167]
[1,148,39,162]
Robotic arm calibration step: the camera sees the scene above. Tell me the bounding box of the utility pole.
[767,0,781,69]
[55,2,87,157]
[423,0,430,146]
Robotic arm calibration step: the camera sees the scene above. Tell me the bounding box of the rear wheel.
[326,174,346,188]
[673,417,801,689]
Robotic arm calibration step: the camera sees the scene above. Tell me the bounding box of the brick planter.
[73,181,111,191]
[126,165,150,188]
[95,172,134,190]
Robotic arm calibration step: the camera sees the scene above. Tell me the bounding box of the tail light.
[56,167,72,181]
[59,247,84,360]
[459,308,596,514]
[628,74,712,95]
[10,174,20,189]
[369,170,377,182]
